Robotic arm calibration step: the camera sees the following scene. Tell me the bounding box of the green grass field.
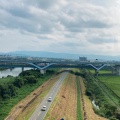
[98,75,120,98]
[89,69,112,74]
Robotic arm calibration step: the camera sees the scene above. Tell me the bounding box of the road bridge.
[0,60,120,75]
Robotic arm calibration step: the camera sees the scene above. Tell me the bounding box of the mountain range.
[1,51,120,61]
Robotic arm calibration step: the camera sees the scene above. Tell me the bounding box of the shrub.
[13,77,24,88]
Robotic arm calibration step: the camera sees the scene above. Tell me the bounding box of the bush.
[13,77,24,88]
[0,84,17,100]
[25,75,38,84]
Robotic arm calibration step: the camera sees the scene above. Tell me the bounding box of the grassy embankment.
[0,68,60,120]
[70,69,110,120]
[76,76,83,120]
[74,69,120,120]
[44,72,77,120]
[66,69,83,120]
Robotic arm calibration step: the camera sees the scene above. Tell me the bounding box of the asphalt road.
[29,71,68,120]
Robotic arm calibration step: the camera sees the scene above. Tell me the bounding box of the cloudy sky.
[0,0,120,55]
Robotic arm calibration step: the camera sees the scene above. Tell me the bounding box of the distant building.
[79,57,87,62]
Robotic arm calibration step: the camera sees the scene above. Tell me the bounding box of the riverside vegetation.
[83,70,120,120]
[0,69,59,120]
[70,69,120,120]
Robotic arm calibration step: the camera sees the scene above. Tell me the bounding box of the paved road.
[29,71,68,120]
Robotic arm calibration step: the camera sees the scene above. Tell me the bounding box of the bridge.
[0,60,120,75]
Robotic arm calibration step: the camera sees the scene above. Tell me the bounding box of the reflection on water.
[0,68,32,78]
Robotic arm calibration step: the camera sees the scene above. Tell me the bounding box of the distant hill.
[3,51,119,61]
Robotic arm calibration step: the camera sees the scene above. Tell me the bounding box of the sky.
[0,0,120,55]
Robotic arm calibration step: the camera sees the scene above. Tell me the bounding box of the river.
[0,67,33,78]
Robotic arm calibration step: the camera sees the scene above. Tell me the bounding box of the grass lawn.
[98,75,120,97]
[89,69,112,75]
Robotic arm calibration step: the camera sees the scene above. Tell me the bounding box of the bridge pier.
[89,64,106,76]
[111,68,116,75]
[40,69,46,74]
[22,67,24,72]
[95,69,99,76]
[115,65,120,75]
[10,68,13,71]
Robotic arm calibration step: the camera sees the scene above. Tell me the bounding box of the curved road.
[29,71,68,120]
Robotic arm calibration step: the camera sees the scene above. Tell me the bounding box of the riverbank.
[0,69,60,120]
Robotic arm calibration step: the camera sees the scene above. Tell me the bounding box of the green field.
[89,69,112,75]
[98,75,120,98]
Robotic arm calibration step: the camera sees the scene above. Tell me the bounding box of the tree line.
[0,69,56,102]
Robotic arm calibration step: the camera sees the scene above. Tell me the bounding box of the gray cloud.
[88,37,117,44]
[0,0,112,34]
[63,42,82,47]
[63,20,110,33]
[36,0,57,9]
[88,0,115,7]
[8,7,32,19]
[0,0,119,55]
[0,7,54,34]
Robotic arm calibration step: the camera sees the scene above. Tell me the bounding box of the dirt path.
[5,74,60,120]
[44,73,77,120]
[79,77,108,120]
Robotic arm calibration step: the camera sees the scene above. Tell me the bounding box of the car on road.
[48,97,52,102]
[41,106,46,111]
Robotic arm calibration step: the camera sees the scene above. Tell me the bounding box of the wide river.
[0,67,32,78]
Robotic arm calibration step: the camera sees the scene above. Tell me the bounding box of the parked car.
[41,106,46,111]
[48,97,52,102]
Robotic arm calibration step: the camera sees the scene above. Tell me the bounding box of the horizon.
[1,50,120,56]
[0,50,120,61]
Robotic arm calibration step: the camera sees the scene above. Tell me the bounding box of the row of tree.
[0,69,56,101]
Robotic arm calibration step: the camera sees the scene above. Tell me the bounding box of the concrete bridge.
[0,60,120,75]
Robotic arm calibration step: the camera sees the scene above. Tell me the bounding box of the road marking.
[38,112,41,116]
[29,72,67,120]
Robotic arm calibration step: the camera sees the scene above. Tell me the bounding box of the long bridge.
[0,60,120,75]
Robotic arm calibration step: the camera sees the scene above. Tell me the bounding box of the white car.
[41,106,46,111]
[48,97,52,102]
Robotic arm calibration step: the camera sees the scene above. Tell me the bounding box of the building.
[79,57,87,62]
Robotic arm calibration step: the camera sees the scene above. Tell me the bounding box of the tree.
[13,77,24,88]
[25,75,38,84]
[8,84,16,96]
